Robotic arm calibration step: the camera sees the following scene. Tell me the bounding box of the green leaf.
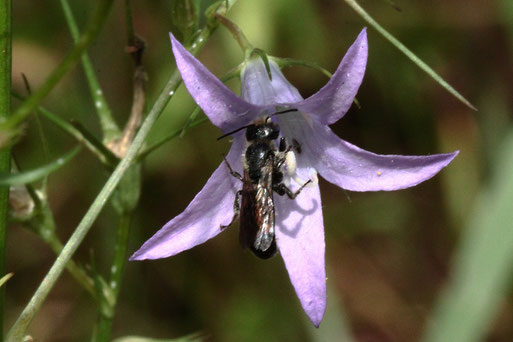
[422,128,513,342]
[0,147,80,186]
[251,48,273,80]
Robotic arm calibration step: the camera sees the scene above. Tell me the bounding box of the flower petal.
[295,28,368,125]
[241,59,304,104]
[304,122,458,191]
[170,34,264,131]
[275,183,326,327]
[130,136,245,260]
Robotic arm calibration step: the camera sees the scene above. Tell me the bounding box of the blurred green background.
[6,0,513,341]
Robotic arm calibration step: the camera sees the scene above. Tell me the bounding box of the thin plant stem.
[342,0,476,111]
[215,13,252,51]
[21,74,50,192]
[28,205,96,298]
[274,57,332,79]
[95,3,143,337]
[11,93,118,167]
[137,115,208,160]
[178,64,241,138]
[0,0,115,134]
[179,106,203,138]
[94,212,133,341]
[110,213,132,300]
[11,157,96,298]
[6,1,236,339]
[0,0,12,338]
[7,70,179,342]
[60,0,120,142]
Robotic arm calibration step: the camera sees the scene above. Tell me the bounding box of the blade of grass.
[342,0,476,111]
[6,1,237,339]
[11,92,118,167]
[422,129,513,342]
[0,0,12,336]
[0,147,80,186]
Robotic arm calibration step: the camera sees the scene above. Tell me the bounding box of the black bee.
[219,111,311,259]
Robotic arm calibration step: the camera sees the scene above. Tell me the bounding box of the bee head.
[217,109,296,142]
[246,119,280,142]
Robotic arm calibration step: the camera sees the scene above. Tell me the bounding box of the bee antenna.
[217,125,249,140]
[270,108,298,117]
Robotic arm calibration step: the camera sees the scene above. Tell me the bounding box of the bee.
[219,110,311,259]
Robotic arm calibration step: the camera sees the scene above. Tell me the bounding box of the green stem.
[6,1,236,338]
[94,212,133,341]
[342,0,477,111]
[274,57,332,79]
[12,156,96,298]
[215,14,252,51]
[110,213,131,299]
[11,92,118,167]
[125,0,136,46]
[8,75,172,340]
[28,205,96,298]
[0,0,11,338]
[60,0,120,142]
[179,106,203,138]
[20,74,51,191]
[94,4,140,334]
[138,115,208,160]
[177,65,241,139]
[0,0,115,134]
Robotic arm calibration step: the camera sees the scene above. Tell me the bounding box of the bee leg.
[275,138,302,169]
[279,137,287,152]
[279,137,302,154]
[221,190,242,230]
[222,155,242,181]
[273,179,312,199]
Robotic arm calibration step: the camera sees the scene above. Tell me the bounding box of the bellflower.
[130,28,458,327]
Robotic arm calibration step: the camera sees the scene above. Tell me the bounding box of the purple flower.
[130,28,458,327]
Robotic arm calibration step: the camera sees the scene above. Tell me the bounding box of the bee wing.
[252,156,275,252]
[239,151,277,259]
[239,170,259,250]
[253,186,275,252]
